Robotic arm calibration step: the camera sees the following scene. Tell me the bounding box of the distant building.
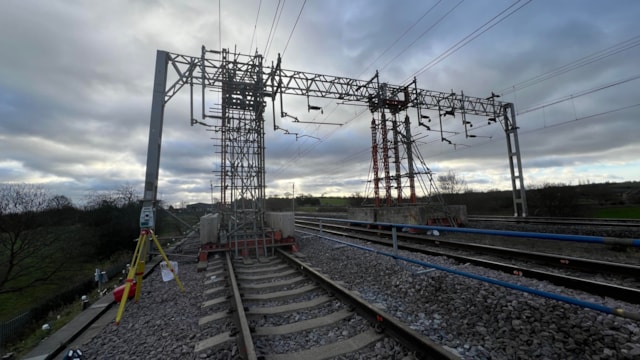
[186,202,212,212]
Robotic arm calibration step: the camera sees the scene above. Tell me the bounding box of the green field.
[0,252,129,321]
[319,197,349,206]
[594,206,640,219]
[0,210,197,321]
[0,206,199,356]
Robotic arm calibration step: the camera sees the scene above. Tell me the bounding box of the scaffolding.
[213,50,267,247]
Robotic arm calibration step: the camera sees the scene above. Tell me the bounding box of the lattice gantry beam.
[161,49,510,119]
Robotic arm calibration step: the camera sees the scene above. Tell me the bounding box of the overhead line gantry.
[141,46,528,248]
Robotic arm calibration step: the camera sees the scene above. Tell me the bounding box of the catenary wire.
[378,0,464,73]
[420,102,640,162]
[281,0,307,58]
[284,1,453,143]
[521,102,640,133]
[270,0,633,191]
[517,73,640,115]
[306,1,455,134]
[269,3,634,197]
[499,35,640,95]
[263,0,283,58]
[403,0,532,84]
[249,0,263,53]
[265,0,287,60]
[271,108,370,175]
[356,0,444,78]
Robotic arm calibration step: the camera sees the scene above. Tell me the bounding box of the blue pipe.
[297,229,640,321]
[299,216,640,247]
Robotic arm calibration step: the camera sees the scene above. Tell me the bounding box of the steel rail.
[295,222,640,305]
[315,217,640,247]
[225,252,258,360]
[295,229,640,322]
[275,249,460,360]
[468,215,640,228]
[295,219,640,279]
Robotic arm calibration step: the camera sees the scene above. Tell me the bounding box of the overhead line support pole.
[142,50,170,216]
[504,103,528,216]
[404,113,417,204]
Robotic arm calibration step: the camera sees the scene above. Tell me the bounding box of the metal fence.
[0,261,127,351]
[0,311,32,352]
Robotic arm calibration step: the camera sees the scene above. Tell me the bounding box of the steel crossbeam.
[163,50,509,115]
[415,89,503,116]
[269,68,379,101]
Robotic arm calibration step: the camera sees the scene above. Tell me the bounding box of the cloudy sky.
[1,0,638,207]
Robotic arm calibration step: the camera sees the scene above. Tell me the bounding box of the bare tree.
[0,184,74,294]
[46,194,74,210]
[437,170,468,194]
[85,184,140,209]
[84,190,115,209]
[114,184,140,207]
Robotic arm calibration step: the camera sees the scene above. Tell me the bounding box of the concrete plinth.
[347,204,467,226]
[265,212,295,238]
[200,213,220,245]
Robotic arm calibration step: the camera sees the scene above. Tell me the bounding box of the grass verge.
[594,206,640,219]
[5,275,122,358]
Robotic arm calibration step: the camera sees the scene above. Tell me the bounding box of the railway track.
[295,218,640,305]
[468,215,640,228]
[25,224,640,359]
[57,249,457,359]
[291,230,640,358]
[197,250,456,359]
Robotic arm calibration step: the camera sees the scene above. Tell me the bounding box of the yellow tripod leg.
[150,231,185,291]
[134,233,148,302]
[133,257,145,302]
[115,233,145,325]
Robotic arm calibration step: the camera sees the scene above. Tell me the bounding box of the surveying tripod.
[115,207,184,324]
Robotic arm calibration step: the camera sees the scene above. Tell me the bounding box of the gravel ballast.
[75,229,640,359]
[297,233,640,359]
[81,261,240,360]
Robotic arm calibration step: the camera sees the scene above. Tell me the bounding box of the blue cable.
[303,216,640,247]
[297,229,640,321]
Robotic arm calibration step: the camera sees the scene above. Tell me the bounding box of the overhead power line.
[272,107,370,175]
[281,0,307,58]
[379,0,463,74]
[520,102,640,134]
[422,102,640,161]
[499,35,640,95]
[263,0,281,56]
[286,0,460,142]
[248,0,263,53]
[295,1,449,132]
[517,73,640,115]
[272,2,530,182]
[403,0,532,84]
[263,0,285,59]
[357,0,444,78]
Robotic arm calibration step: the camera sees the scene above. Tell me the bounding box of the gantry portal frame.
[140,46,527,242]
[268,55,527,216]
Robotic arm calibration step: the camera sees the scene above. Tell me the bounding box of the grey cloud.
[1,0,638,206]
